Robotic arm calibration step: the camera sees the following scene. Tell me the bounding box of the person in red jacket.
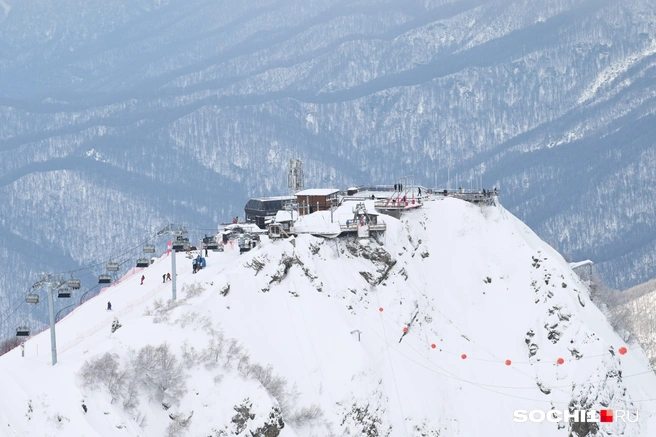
[141,275,145,285]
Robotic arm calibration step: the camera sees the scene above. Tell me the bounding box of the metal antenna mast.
[287,158,304,196]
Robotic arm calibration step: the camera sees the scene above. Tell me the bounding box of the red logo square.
[600,410,613,423]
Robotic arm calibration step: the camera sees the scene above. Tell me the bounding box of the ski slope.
[1,197,656,436]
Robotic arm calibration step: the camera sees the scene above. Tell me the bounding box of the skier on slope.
[107,301,112,311]
[140,275,145,285]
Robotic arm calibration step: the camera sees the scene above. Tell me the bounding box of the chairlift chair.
[172,241,184,251]
[67,278,81,289]
[98,274,111,284]
[106,262,120,271]
[16,326,30,337]
[136,258,149,268]
[58,288,72,298]
[25,293,39,304]
[143,244,156,253]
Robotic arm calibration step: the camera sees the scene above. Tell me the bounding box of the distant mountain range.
[1,0,655,335]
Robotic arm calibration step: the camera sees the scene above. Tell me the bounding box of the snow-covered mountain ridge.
[1,0,656,327]
[1,198,655,436]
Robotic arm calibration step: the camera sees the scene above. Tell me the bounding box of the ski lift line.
[55,303,76,322]
[5,229,162,343]
[390,314,653,394]
[372,310,632,405]
[281,282,322,406]
[1,289,37,327]
[48,233,160,278]
[79,284,101,305]
[373,292,409,437]
[376,310,654,392]
[379,309,640,366]
[0,285,52,339]
[1,282,101,342]
[290,273,336,406]
[3,291,46,340]
[358,311,656,412]
[369,306,653,391]
[380,310,646,396]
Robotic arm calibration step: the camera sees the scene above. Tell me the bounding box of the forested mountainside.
[1,0,656,335]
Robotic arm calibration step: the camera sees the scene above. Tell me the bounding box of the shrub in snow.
[166,411,194,437]
[143,298,183,323]
[269,255,296,285]
[249,364,287,402]
[245,257,266,275]
[79,352,125,403]
[111,318,122,333]
[182,282,205,298]
[128,343,187,405]
[0,337,23,356]
[80,343,188,415]
[243,363,324,426]
[224,339,245,370]
[287,404,323,427]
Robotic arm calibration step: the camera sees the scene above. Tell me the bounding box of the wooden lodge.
[295,189,340,215]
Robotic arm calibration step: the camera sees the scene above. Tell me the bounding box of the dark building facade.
[244,196,296,228]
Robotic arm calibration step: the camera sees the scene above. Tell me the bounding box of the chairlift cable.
[50,233,160,277]
[0,287,47,337]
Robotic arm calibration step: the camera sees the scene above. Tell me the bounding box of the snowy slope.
[613,280,656,371]
[1,198,656,436]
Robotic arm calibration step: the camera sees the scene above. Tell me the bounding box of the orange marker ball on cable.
[461,354,467,360]
[505,359,512,366]
[619,346,628,355]
[557,358,564,365]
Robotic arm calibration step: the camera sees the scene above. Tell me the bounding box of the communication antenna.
[287,158,305,195]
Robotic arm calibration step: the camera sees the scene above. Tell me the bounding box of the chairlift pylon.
[143,244,156,253]
[16,326,30,337]
[106,262,119,272]
[136,258,149,268]
[25,293,39,304]
[98,274,111,284]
